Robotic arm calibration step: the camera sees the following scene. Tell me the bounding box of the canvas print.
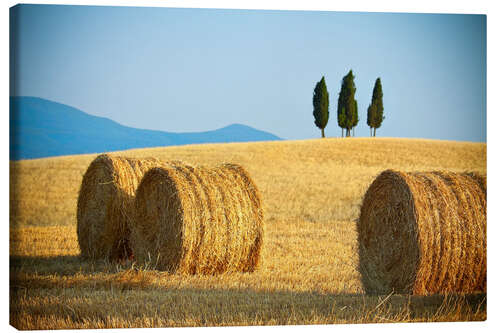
[9,3,487,329]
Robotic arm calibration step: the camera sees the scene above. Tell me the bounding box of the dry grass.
[9,137,487,329]
[358,170,487,295]
[132,163,263,274]
[10,223,486,329]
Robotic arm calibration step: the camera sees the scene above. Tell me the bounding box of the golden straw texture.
[357,170,486,295]
[76,154,184,261]
[132,163,264,274]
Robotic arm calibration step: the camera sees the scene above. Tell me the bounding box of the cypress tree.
[312,76,329,138]
[367,78,384,137]
[338,108,346,137]
[337,78,347,137]
[337,70,358,137]
[352,100,359,137]
[367,104,375,137]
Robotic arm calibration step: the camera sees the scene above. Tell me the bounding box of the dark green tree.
[338,87,347,137]
[367,78,384,137]
[352,100,359,136]
[367,104,375,137]
[337,70,358,137]
[338,107,346,137]
[312,76,329,138]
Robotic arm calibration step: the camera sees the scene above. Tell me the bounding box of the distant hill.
[9,96,281,160]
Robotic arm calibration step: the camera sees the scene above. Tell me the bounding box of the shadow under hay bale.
[357,170,486,295]
[76,154,185,261]
[131,163,264,274]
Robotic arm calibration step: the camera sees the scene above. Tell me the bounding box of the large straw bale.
[77,154,184,260]
[357,170,486,295]
[131,163,263,274]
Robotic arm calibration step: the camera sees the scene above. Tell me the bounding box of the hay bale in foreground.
[357,170,486,295]
[131,163,264,274]
[77,154,184,260]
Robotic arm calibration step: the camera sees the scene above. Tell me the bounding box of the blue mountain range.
[10,96,281,160]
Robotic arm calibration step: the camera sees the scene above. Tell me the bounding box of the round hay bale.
[357,170,486,295]
[76,154,184,261]
[131,163,264,274]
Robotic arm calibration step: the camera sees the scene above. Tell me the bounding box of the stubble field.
[9,137,487,329]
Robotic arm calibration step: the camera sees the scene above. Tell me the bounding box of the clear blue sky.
[10,4,486,142]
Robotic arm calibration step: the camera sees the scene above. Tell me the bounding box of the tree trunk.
[370,127,372,137]
[341,128,344,138]
[321,128,325,138]
[353,127,355,137]
[374,127,376,137]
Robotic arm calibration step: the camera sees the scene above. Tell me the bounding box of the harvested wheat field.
[9,137,487,329]
[358,170,486,295]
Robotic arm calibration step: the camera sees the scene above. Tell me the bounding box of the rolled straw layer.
[357,170,486,295]
[77,154,183,260]
[132,163,263,274]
